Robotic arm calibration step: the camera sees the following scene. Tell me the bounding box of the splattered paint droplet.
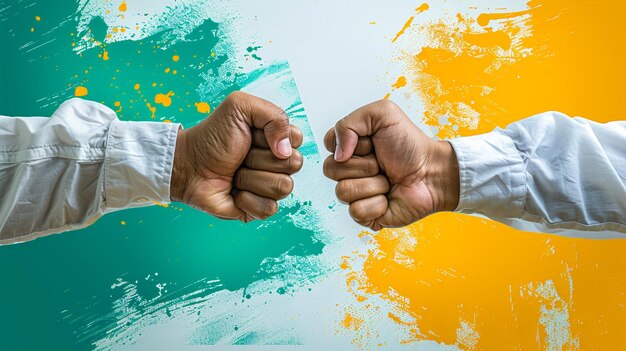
[391,76,407,89]
[118,1,127,12]
[74,86,88,97]
[35,16,40,21]
[172,55,179,62]
[391,3,430,43]
[133,83,140,90]
[416,3,429,13]
[195,101,210,114]
[102,50,109,61]
[155,91,173,107]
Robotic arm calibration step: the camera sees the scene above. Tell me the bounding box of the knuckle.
[274,110,290,127]
[323,128,336,151]
[335,118,347,131]
[289,152,304,173]
[335,181,351,202]
[225,91,247,105]
[349,202,367,221]
[274,175,294,197]
[278,108,289,121]
[323,156,335,178]
[262,200,279,218]
[375,98,398,112]
[291,125,303,142]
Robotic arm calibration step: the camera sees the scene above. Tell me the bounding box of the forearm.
[0,99,180,244]
[448,111,626,235]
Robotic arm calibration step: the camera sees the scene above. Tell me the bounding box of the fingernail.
[277,138,292,157]
[334,145,344,161]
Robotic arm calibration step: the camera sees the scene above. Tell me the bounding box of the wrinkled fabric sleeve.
[448,111,626,236]
[0,98,181,244]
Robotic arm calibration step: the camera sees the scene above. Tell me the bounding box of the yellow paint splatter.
[391,76,407,89]
[120,220,126,225]
[118,1,127,12]
[195,101,210,114]
[415,3,429,13]
[154,91,174,107]
[134,83,140,90]
[30,27,34,32]
[400,0,626,138]
[102,50,109,61]
[172,55,180,62]
[391,16,414,43]
[35,16,40,21]
[344,0,626,349]
[74,86,88,97]
[341,312,363,331]
[146,102,156,119]
[114,101,121,107]
[164,67,171,73]
[391,3,429,43]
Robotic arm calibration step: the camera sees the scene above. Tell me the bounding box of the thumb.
[228,92,292,159]
[333,99,399,162]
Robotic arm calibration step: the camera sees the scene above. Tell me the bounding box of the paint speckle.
[391,76,407,89]
[195,101,210,114]
[155,91,173,107]
[391,3,429,43]
[118,1,127,12]
[391,16,414,43]
[74,86,88,97]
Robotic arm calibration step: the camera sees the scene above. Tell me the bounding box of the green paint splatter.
[0,1,325,349]
[245,46,263,61]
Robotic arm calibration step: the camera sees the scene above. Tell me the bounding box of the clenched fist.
[323,100,460,230]
[170,92,303,222]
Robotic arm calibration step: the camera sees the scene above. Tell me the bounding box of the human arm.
[0,93,303,244]
[450,111,626,233]
[323,100,626,235]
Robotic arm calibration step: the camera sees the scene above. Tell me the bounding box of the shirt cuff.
[448,130,527,219]
[104,120,181,209]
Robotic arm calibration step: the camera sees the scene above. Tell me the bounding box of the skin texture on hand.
[323,99,460,231]
[170,92,304,222]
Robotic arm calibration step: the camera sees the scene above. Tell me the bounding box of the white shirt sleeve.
[448,111,626,237]
[0,98,181,244]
